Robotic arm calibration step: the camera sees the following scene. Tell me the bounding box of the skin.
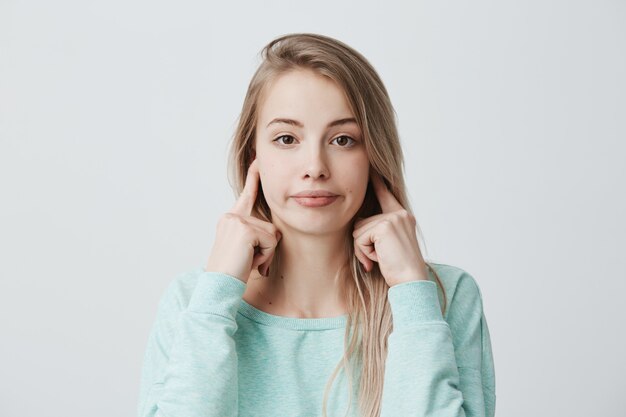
[242,68,427,319]
[243,68,369,318]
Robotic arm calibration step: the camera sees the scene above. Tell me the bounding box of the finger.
[353,216,381,242]
[354,225,379,263]
[353,241,372,272]
[243,215,282,241]
[256,226,282,275]
[252,229,280,276]
[352,218,375,271]
[230,159,260,216]
[353,213,384,232]
[249,224,280,270]
[258,251,276,277]
[370,170,403,213]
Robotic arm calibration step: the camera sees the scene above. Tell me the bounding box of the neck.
[246,227,351,319]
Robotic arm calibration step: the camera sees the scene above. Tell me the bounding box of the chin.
[280,213,351,235]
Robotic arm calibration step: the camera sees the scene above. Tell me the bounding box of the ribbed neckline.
[237,299,348,331]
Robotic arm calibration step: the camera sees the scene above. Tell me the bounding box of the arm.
[379,272,496,417]
[137,269,246,417]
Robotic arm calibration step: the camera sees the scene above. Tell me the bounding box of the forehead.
[258,69,354,126]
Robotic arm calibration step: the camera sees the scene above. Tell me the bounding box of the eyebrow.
[266,117,358,129]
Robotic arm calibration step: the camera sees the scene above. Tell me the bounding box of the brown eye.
[332,135,356,147]
[273,135,297,145]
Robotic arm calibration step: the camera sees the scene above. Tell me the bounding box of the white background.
[1,0,624,415]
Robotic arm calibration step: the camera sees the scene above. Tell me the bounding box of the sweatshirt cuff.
[187,270,246,317]
[387,280,444,327]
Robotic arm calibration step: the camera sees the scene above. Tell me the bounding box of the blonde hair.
[226,33,448,417]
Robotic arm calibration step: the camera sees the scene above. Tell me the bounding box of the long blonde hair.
[226,33,448,417]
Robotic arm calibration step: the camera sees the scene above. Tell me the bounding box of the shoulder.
[426,262,487,321]
[428,262,496,404]
[155,267,207,316]
[427,261,494,367]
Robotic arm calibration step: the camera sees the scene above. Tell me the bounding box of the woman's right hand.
[205,158,282,284]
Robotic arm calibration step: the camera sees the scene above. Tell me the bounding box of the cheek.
[342,157,370,193]
[340,172,370,204]
[259,165,289,201]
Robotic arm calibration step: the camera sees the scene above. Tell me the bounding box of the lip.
[293,195,339,207]
[292,190,338,197]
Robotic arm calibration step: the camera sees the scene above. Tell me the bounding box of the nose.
[303,142,330,179]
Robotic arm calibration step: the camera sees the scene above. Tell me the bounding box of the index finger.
[370,169,403,213]
[230,159,260,216]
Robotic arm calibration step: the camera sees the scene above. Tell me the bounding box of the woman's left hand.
[352,170,429,287]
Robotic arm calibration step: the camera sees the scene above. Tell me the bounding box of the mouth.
[292,190,339,198]
[292,195,339,207]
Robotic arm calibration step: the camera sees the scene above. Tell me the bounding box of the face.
[253,68,370,235]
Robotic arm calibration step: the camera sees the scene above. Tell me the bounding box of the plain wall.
[1,0,624,415]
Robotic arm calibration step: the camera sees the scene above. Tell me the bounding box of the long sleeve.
[379,272,496,417]
[137,270,246,417]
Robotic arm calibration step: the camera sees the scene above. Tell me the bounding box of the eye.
[331,135,356,147]
[273,135,298,146]
[272,135,357,147]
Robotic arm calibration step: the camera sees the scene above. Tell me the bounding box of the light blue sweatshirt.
[137,262,496,417]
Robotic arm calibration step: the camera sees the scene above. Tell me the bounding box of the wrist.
[389,269,429,287]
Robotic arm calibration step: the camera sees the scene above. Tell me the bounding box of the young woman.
[137,33,496,417]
